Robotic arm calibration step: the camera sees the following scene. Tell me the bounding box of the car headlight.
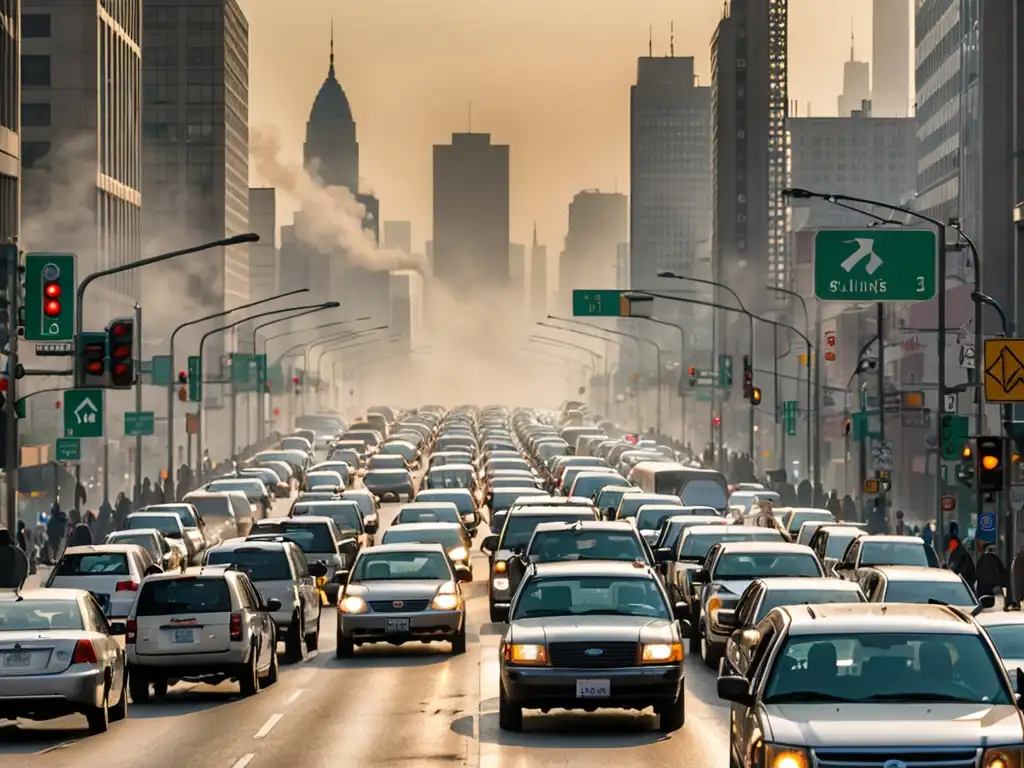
[339,596,368,614]
[766,746,810,768]
[983,748,1024,768]
[431,592,461,611]
[448,546,468,561]
[707,596,723,614]
[492,577,510,592]
[505,643,548,665]
[641,642,683,663]
[493,561,507,573]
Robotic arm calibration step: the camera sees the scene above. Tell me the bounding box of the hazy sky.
[239,0,893,255]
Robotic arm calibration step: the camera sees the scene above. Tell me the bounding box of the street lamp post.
[765,285,813,482]
[636,316,688,446]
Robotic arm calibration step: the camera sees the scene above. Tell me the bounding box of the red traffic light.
[86,361,103,374]
[688,367,696,376]
[110,344,131,359]
[713,416,721,426]
[44,282,61,298]
[113,363,130,376]
[292,377,300,385]
[44,299,61,317]
[111,323,128,336]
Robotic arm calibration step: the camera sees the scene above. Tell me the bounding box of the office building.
[390,269,423,352]
[529,225,547,319]
[837,34,871,117]
[872,0,911,117]
[629,55,711,290]
[432,132,510,289]
[711,0,789,305]
[0,0,17,244]
[20,0,142,313]
[247,187,277,301]
[559,190,626,313]
[509,242,527,303]
[384,220,412,254]
[142,0,251,312]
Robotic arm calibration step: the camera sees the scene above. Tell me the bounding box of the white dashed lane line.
[285,688,305,706]
[253,713,284,740]
[230,755,255,768]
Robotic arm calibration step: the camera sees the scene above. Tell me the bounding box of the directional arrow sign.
[63,389,104,439]
[814,228,938,302]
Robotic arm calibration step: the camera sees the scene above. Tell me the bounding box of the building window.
[21,141,52,169]
[21,55,51,86]
[21,102,51,127]
[21,14,51,38]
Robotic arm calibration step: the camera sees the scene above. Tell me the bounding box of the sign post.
[813,229,938,302]
[62,389,104,439]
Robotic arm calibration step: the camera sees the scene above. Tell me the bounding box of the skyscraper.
[837,32,871,117]
[529,225,548,319]
[248,188,278,301]
[872,0,910,117]
[20,0,142,311]
[432,132,510,289]
[629,55,711,290]
[0,0,18,244]
[384,220,412,255]
[141,0,251,310]
[559,190,627,312]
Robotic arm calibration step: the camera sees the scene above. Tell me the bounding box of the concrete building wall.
[0,0,18,244]
[247,187,277,301]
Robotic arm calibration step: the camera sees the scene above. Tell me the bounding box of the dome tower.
[303,23,359,191]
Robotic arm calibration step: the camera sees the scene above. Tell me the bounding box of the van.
[627,461,729,514]
[182,492,239,545]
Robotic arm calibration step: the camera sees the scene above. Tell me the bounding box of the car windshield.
[571,474,623,499]
[342,493,374,517]
[382,527,462,548]
[714,552,821,579]
[281,439,310,452]
[679,479,728,509]
[127,515,181,537]
[426,469,473,489]
[398,507,460,524]
[595,488,635,510]
[153,505,200,527]
[293,503,362,532]
[764,632,1012,705]
[352,551,451,581]
[56,553,129,575]
[365,470,408,483]
[678,531,781,561]
[512,575,669,620]
[187,497,233,520]
[756,589,863,623]
[636,508,683,531]
[825,531,862,558]
[883,579,976,607]
[861,541,933,567]
[207,481,261,498]
[206,549,292,581]
[108,533,158,553]
[251,522,334,553]
[381,443,415,459]
[416,492,474,514]
[491,491,542,511]
[0,600,84,631]
[332,450,360,466]
[490,511,508,534]
[370,456,406,470]
[136,577,233,616]
[528,531,645,563]
[785,510,834,533]
[307,474,342,488]
[501,514,592,550]
[984,624,1024,660]
[255,464,290,482]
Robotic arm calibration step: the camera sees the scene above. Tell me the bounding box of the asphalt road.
[1,493,731,768]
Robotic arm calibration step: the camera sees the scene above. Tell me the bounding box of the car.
[203,539,326,660]
[860,565,981,608]
[137,503,208,563]
[363,468,416,502]
[237,466,290,499]
[414,488,480,531]
[46,544,154,619]
[290,499,373,548]
[498,560,687,733]
[304,470,346,493]
[976,611,1024,690]
[181,491,244,543]
[105,529,186,573]
[377,439,419,468]
[717,603,1022,767]
[381,522,472,572]
[485,487,548,513]
[204,478,272,519]
[308,461,352,487]
[565,470,627,502]
[0,588,129,733]
[366,454,408,472]
[394,501,464,528]
[123,512,197,564]
[769,507,834,540]
[633,504,688,545]
[422,463,480,495]
[807,523,869,574]
[612,493,683,521]
[126,565,280,700]
[336,543,471,657]
[248,516,352,603]
[650,515,727,577]
[834,534,940,579]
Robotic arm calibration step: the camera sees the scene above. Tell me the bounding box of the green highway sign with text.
[784,401,798,436]
[63,389,104,438]
[572,290,626,317]
[24,253,77,341]
[940,414,969,461]
[150,355,172,386]
[55,438,81,462]
[188,356,202,401]
[231,353,267,393]
[813,228,937,302]
[124,411,155,436]
[718,355,733,387]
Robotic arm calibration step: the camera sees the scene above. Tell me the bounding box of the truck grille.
[368,599,430,613]
[548,641,637,668]
[813,748,980,768]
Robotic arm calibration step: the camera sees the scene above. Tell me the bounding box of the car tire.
[336,632,355,659]
[306,611,321,652]
[451,623,467,655]
[128,671,150,704]
[86,684,110,734]
[152,678,168,698]
[285,616,304,662]
[239,648,260,697]
[498,684,523,732]
[700,628,721,669]
[657,688,686,732]
[109,673,129,722]
[489,605,506,624]
[262,644,279,687]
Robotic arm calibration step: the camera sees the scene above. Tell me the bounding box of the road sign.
[24,253,77,341]
[871,441,893,471]
[983,338,1024,402]
[940,414,969,461]
[55,437,80,462]
[150,355,172,386]
[940,494,956,512]
[185,413,199,435]
[813,228,938,302]
[943,393,957,413]
[572,290,627,317]
[124,410,155,436]
[978,510,996,534]
[188,355,202,402]
[62,389,104,438]
[34,341,74,356]
[718,355,733,387]
[959,343,975,369]
[784,401,798,437]
[231,353,267,392]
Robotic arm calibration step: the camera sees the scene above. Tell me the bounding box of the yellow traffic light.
[982,455,1000,471]
[751,386,762,406]
[962,445,972,459]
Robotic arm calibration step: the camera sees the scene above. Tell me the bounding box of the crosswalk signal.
[688,367,698,387]
[750,386,762,406]
[977,436,1005,493]
[106,317,134,388]
[742,355,753,400]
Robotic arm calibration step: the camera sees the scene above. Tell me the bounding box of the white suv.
[125,565,280,701]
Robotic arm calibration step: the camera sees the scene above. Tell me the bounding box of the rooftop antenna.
[850,18,854,61]
[670,22,675,57]
[328,18,335,78]
[648,25,652,57]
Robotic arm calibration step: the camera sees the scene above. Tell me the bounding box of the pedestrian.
[0,526,29,589]
[1009,547,1024,610]
[947,535,977,586]
[74,481,87,513]
[894,509,906,535]
[115,492,132,530]
[69,520,92,547]
[46,502,67,563]
[15,520,27,552]
[975,544,1009,602]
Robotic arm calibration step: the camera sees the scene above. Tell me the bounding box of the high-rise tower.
[871,0,909,117]
[304,24,358,190]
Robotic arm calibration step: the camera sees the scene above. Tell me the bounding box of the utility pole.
[876,303,887,518]
[133,303,142,505]
[2,245,19,532]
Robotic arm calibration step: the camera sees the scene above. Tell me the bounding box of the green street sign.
[55,437,81,462]
[124,410,155,436]
[63,389,104,438]
[813,228,938,302]
[572,289,626,317]
[718,355,733,387]
[24,253,77,341]
[231,353,266,392]
[940,413,968,461]
[188,356,202,402]
[784,401,798,437]
[150,355,172,386]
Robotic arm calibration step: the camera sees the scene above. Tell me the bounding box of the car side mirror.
[716,609,739,629]
[511,544,525,556]
[691,568,709,583]
[717,675,754,706]
[480,534,499,555]
[265,598,283,612]
[331,570,349,584]
[676,618,693,637]
[364,520,379,535]
[309,561,328,578]
[978,594,996,610]
[655,547,673,563]
[454,565,472,583]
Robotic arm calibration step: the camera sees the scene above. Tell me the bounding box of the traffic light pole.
[3,245,20,532]
[877,303,887,517]
[133,303,143,506]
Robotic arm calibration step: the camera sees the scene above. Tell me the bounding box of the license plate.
[576,679,610,698]
[172,628,195,644]
[2,651,30,668]
[384,618,409,633]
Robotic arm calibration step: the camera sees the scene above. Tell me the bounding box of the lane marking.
[253,713,283,739]
[285,688,305,706]
[230,755,255,768]
[298,668,316,683]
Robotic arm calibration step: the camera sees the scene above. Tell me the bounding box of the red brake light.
[229,613,243,641]
[126,619,137,644]
[71,639,98,664]
[115,580,138,592]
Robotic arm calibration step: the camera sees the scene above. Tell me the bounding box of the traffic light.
[78,332,108,388]
[977,436,1005,493]
[177,370,187,385]
[750,386,762,406]
[688,367,698,387]
[292,375,300,396]
[713,416,721,428]
[24,254,76,342]
[106,317,134,388]
[742,355,753,400]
